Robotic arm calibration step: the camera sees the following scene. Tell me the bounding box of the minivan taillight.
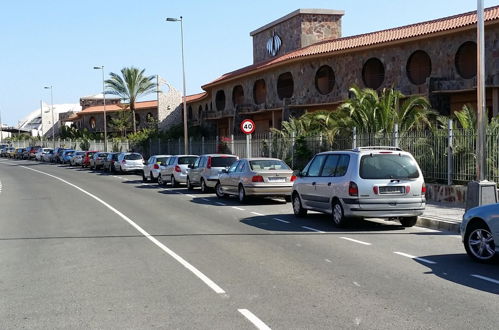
[252,175,264,182]
[349,181,358,196]
[175,165,181,173]
[207,156,212,169]
[421,183,426,195]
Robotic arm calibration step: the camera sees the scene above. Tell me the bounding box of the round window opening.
[362,58,385,89]
[315,65,335,95]
[277,72,294,100]
[455,41,477,79]
[406,50,432,85]
[253,79,267,104]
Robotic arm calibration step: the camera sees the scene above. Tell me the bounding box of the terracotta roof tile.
[203,6,499,88]
[69,100,158,120]
[185,92,208,103]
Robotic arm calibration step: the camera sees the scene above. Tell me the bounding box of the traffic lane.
[0,160,256,329]
[14,162,499,328]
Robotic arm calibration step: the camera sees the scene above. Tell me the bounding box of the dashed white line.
[301,226,325,233]
[186,194,196,198]
[251,212,264,216]
[238,309,271,330]
[273,218,290,224]
[232,206,245,211]
[340,237,372,246]
[393,251,436,265]
[21,166,226,295]
[215,202,226,206]
[471,274,499,285]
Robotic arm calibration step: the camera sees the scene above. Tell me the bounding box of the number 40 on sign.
[240,119,256,134]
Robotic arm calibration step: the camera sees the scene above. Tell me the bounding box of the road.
[0,158,497,329]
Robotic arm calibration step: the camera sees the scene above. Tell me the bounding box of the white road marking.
[393,251,437,265]
[325,259,332,263]
[238,309,271,330]
[0,180,3,193]
[186,194,196,198]
[471,274,499,285]
[301,226,325,233]
[353,282,361,287]
[232,206,246,211]
[340,237,372,246]
[251,212,264,216]
[273,218,290,224]
[215,202,226,206]
[20,166,226,295]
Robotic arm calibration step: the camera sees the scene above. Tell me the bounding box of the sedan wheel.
[200,179,208,193]
[238,185,247,203]
[215,182,225,198]
[157,174,164,186]
[465,225,497,263]
[332,200,347,228]
[292,194,307,217]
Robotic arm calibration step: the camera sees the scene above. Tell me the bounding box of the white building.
[19,103,81,137]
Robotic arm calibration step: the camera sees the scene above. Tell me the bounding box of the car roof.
[241,157,284,161]
[199,154,237,157]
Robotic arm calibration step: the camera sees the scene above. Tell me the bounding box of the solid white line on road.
[232,206,246,211]
[251,212,264,216]
[471,274,499,285]
[273,218,290,224]
[393,251,437,265]
[238,309,271,330]
[301,226,325,233]
[339,237,372,246]
[186,194,196,198]
[20,166,226,295]
[215,202,226,206]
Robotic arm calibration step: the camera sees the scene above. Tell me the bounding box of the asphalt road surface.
[1,159,498,329]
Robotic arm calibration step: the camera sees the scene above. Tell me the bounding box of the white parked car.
[35,148,53,161]
[292,146,426,227]
[70,151,86,166]
[143,155,171,182]
[115,152,144,174]
[158,155,198,187]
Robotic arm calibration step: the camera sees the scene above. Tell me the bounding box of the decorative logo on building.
[266,31,282,57]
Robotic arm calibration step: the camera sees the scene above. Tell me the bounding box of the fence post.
[230,134,234,155]
[319,133,323,152]
[269,132,273,157]
[201,136,205,154]
[291,132,296,169]
[215,135,219,153]
[393,123,399,148]
[448,119,453,185]
[352,127,357,149]
[189,136,192,154]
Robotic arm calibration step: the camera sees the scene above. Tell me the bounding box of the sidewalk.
[417,201,464,233]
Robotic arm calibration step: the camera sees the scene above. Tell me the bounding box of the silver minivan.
[186,154,238,192]
[292,147,426,227]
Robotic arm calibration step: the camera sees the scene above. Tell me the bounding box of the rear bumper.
[343,198,425,218]
[244,184,293,197]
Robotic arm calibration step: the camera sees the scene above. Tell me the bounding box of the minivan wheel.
[238,185,247,203]
[399,216,418,227]
[332,200,347,227]
[215,182,225,198]
[464,224,497,263]
[201,179,208,193]
[292,194,307,217]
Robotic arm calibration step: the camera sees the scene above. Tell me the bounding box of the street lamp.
[44,86,55,149]
[166,16,189,154]
[94,66,107,152]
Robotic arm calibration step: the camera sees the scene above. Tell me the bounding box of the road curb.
[417,216,460,233]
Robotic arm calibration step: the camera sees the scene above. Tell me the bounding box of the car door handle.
[328,182,332,186]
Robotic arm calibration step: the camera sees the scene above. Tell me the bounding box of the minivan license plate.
[379,186,404,194]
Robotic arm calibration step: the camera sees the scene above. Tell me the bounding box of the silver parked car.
[292,147,426,227]
[461,203,499,263]
[90,152,109,170]
[115,152,144,174]
[215,158,295,203]
[143,155,171,182]
[35,148,53,161]
[70,151,86,166]
[187,154,238,192]
[158,155,198,187]
[103,152,120,172]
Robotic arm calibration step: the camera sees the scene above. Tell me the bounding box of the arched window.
[215,90,226,111]
[406,50,432,85]
[455,41,477,79]
[362,58,385,89]
[232,85,244,107]
[188,106,193,120]
[89,117,96,129]
[315,65,335,94]
[198,105,202,119]
[253,79,267,104]
[277,72,294,100]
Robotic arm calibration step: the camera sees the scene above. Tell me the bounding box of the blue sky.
[0,0,498,126]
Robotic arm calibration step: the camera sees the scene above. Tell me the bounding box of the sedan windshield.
[250,159,290,171]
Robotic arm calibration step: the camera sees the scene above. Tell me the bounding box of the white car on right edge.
[292,146,426,227]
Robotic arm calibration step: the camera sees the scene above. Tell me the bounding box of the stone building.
[185,6,499,137]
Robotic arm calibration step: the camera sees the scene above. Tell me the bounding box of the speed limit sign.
[240,119,256,134]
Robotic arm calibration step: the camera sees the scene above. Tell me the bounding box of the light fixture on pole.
[44,86,55,149]
[94,66,107,152]
[166,16,189,154]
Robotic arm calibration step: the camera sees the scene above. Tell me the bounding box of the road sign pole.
[246,134,251,158]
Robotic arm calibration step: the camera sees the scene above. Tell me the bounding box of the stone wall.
[158,82,182,131]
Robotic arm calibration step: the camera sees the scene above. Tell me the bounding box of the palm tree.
[105,67,157,133]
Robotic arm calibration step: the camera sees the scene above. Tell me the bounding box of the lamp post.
[94,66,107,152]
[44,86,55,149]
[166,16,188,154]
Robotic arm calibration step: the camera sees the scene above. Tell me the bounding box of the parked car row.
[4,145,493,263]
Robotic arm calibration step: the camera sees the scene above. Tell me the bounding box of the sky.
[1,0,498,126]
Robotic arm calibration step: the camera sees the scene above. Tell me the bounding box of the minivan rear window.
[211,156,237,167]
[125,153,142,160]
[178,156,198,165]
[360,154,420,179]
